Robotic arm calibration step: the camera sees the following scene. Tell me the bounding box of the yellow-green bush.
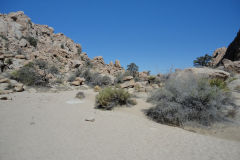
[96,87,131,110]
[209,78,228,91]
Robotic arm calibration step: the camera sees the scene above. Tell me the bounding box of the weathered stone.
[120,80,135,88]
[19,38,28,47]
[75,91,85,99]
[115,60,121,68]
[211,47,227,66]
[0,96,12,100]
[14,83,24,92]
[15,55,26,59]
[180,68,230,80]
[0,78,9,83]
[75,77,85,84]
[222,59,240,74]
[71,81,81,86]
[123,76,133,81]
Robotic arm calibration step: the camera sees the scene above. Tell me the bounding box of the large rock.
[71,81,81,86]
[211,47,227,66]
[123,76,133,81]
[179,68,230,80]
[115,60,121,68]
[223,30,240,61]
[222,59,240,74]
[120,80,135,88]
[14,83,24,92]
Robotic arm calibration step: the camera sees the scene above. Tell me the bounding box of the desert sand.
[0,89,240,160]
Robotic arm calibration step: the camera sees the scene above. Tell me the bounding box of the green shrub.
[11,64,48,86]
[22,36,38,48]
[77,48,82,55]
[60,44,64,49]
[48,65,59,75]
[209,78,228,91]
[5,58,13,65]
[146,73,236,126]
[34,59,48,70]
[96,87,131,110]
[0,34,8,41]
[114,71,131,84]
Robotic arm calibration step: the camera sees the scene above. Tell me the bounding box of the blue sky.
[1,0,239,73]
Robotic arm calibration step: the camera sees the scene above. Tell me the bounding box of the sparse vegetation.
[11,63,49,86]
[193,54,212,67]
[77,48,82,55]
[96,87,131,110]
[209,78,228,91]
[114,71,131,84]
[61,44,64,49]
[68,69,112,86]
[0,34,8,41]
[22,36,38,47]
[48,65,59,75]
[76,92,85,99]
[146,73,236,126]
[34,59,48,70]
[127,63,139,77]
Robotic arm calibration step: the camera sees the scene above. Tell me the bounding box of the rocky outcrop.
[223,30,240,61]
[0,11,125,85]
[222,59,240,74]
[211,47,227,66]
[178,67,230,80]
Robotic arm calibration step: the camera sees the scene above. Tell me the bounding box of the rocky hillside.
[211,30,240,73]
[0,11,123,76]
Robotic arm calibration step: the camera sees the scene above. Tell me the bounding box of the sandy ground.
[0,89,240,160]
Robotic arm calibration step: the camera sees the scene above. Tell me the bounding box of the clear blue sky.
[1,0,239,73]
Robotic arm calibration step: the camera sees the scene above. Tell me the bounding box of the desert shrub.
[5,58,13,65]
[0,34,8,41]
[209,78,228,91]
[114,71,131,84]
[22,36,38,47]
[60,44,64,49]
[77,48,82,55]
[85,60,93,68]
[127,63,139,77]
[94,75,112,86]
[235,85,240,92]
[48,65,59,75]
[11,65,48,86]
[76,91,85,99]
[96,87,131,110]
[146,73,235,126]
[193,54,212,67]
[34,59,48,70]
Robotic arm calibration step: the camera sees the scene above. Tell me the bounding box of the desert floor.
[0,89,240,160]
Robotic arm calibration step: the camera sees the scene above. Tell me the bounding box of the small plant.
[85,60,93,68]
[34,59,48,70]
[5,58,13,65]
[235,85,240,92]
[48,65,59,75]
[77,48,82,55]
[0,34,8,41]
[114,72,131,84]
[60,44,64,49]
[209,78,228,91]
[11,64,48,86]
[96,87,131,110]
[22,36,38,48]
